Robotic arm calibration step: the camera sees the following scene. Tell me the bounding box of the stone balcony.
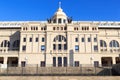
[0,47,19,56]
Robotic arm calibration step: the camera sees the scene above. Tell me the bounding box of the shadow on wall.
[112,63,120,76]
[9,31,20,51]
[97,68,112,76]
[97,64,120,76]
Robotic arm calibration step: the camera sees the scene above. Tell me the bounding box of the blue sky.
[0,0,120,21]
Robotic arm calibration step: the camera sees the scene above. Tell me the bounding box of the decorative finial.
[59,2,61,8]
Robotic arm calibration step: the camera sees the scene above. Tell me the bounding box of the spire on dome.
[47,2,72,24]
[59,2,61,8]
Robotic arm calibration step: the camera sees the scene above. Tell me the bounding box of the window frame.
[88,37,91,42]
[41,45,45,51]
[75,38,78,42]
[94,45,98,51]
[22,45,26,51]
[23,38,26,42]
[82,38,85,42]
[42,37,45,42]
[29,37,32,42]
[35,37,38,42]
[75,45,79,51]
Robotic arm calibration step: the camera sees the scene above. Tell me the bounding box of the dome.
[47,2,71,24]
[54,7,67,17]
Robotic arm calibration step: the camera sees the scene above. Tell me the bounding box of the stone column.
[3,57,8,68]
[112,57,116,65]
[4,57,7,64]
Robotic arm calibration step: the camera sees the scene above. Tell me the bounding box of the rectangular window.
[63,19,66,23]
[53,57,56,67]
[29,38,32,42]
[53,27,55,30]
[94,61,99,67]
[41,45,45,51]
[23,38,26,42]
[75,61,79,67]
[64,38,66,42]
[41,61,45,67]
[36,37,38,42]
[75,45,79,51]
[64,57,67,67]
[53,19,56,23]
[64,44,67,50]
[58,18,62,23]
[22,45,26,51]
[81,38,84,42]
[42,37,45,42]
[58,35,62,42]
[58,57,62,67]
[53,44,56,50]
[64,27,67,30]
[88,38,91,42]
[94,38,97,42]
[75,38,78,42]
[94,45,98,51]
[58,44,62,50]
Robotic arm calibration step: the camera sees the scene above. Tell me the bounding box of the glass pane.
[58,57,62,67]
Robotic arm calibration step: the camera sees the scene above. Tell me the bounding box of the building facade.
[0,6,120,67]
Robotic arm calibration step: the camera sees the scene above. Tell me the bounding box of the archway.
[53,35,67,51]
[1,40,10,47]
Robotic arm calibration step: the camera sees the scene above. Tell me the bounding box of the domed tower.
[47,2,72,24]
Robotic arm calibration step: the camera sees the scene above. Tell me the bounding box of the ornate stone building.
[0,5,120,68]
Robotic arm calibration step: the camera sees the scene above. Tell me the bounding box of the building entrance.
[53,57,67,67]
[7,57,18,67]
[101,57,113,66]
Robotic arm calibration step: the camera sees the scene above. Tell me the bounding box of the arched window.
[53,35,67,50]
[100,40,107,47]
[109,40,119,47]
[13,40,20,48]
[53,35,66,42]
[1,40,10,47]
[58,18,62,23]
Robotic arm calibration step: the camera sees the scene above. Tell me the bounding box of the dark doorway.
[58,57,62,67]
[7,57,18,67]
[116,57,120,64]
[53,57,56,67]
[41,61,45,67]
[101,57,113,66]
[75,61,79,67]
[64,57,67,67]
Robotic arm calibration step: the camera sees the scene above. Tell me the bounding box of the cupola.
[47,2,72,24]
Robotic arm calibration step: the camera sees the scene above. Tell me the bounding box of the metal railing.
[0,64,118,76]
